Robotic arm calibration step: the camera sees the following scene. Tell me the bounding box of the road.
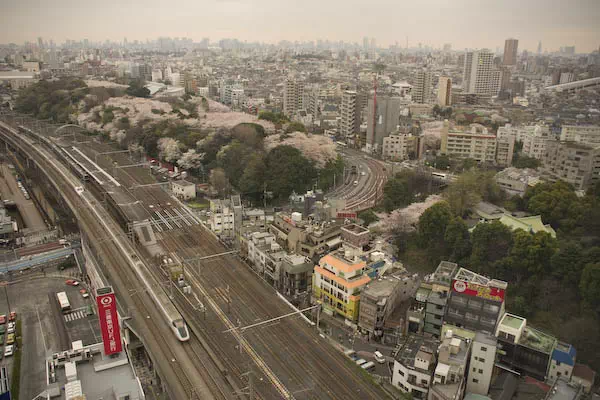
[328,148,388,212]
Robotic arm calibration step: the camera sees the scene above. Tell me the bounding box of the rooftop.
[454,267,508,290]
[519,326,557,354]
[545,378,583,400]
[498,214,556,238]
[500,313,526,330]
[395,335,439,372]
[172,179,195,187]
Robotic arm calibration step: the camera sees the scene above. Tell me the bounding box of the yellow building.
[313,252,371,322]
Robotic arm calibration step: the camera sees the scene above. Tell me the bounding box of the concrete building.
[496,135,515,167]
[466,332,498,396]
[382,132,421,161]
[366,96,403,153]
[279,254,313,305]
[541,141,600,191]
[571,364,596,394]
[208,198,236,238]
[0,71,37,90]
[340,90,358,138]
[43,341,143,399]
[548,342,577,383]
[441,123,497,164]
[429,331,471,400]
[463,50,502,96]
[170,180,196,200]
[358,270,420,339]
[560,125,600,145]
[559,72,575,85]
[497,123,551,160]
[445,267,507,335]
[420,261,458,337]
[283,78,305,117]
[437,77,452,107]
[495,313,557,381]
[247,231,286,284]
[503,38,519,66]
[413,69,433,104]
[313,250,371,322]
[495,167,542,195]
[392,335,439,399]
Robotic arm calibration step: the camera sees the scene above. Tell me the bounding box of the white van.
[361,361,376,371]
[355,358,367,366]
[374,351,386,364]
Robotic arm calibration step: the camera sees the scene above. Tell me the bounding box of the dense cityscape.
[0,4,599,399]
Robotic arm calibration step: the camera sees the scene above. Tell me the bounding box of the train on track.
[16,123,190,342]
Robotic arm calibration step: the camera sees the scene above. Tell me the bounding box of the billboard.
[337,212,357,219]
[452,279,505,302]
[96,289,122,355]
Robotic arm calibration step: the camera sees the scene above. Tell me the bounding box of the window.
[473,378,479,383]
[473,367,477,372]
[421,379,428,385]
[481,346,487,352]
[479,369,483,374]
[398,370,405,376]
[479,358,486,363]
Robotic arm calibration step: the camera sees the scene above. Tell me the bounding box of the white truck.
[57,291,71,311]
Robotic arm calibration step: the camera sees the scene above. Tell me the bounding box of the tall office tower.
[363,37,369,50]
[463,49,501,96]
[503,38,519,65]
[412,69,432,104]
[283,78,305,117]
[37,37,44,49]
[370,38,376,50]
[537,41,542,54]
[340,90,358,138]
[366,96,403,153]
[437,76,452,107]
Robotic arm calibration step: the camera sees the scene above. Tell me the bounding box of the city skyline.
[2,0,600,53]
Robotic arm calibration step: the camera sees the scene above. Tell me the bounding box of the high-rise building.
[412,69,432,104]
[467,332,498,396]
[340,90,358,138]
[437,76,452,107]
[283,78,305,117]
[541,141,600,190]
[463,49,502,96]
[366,96,403,153]
[503,38,519,66]
[537,41,543,54]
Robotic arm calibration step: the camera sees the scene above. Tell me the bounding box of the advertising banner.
[97,292,122,355]
[452,279,505,302]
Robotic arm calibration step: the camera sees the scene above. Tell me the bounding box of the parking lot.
[0,273,101,399]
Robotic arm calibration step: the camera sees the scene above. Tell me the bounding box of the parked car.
[7,322,15,334]
[0,325,5,335]
[374,351,386,364]
[4,345,13,357]
[65,280,80,286]
[80,289,89,299]
[0,315,5,325]
[9,311,16,322]
[6,333,14,345]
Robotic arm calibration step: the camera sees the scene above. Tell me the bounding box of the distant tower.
[437,76,452,107]
[537,41,542,55]
[503,38,519,66]
[412,68,432,104]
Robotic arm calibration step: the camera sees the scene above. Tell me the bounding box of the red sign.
[452,279,505,302]
[97,292,122,355]
[337,212,357,219]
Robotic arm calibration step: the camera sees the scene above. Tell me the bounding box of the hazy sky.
[2,0,600,52]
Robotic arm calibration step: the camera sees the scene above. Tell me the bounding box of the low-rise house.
[495,168,542,195]
[429,330,472,400]
[170,180,196,200]
[392,335,439,399]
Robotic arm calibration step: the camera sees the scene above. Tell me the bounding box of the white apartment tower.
[463,50,501,96]
[412,69,432,104]
[437,76,452,107]
[283,78,305,117]
[340,90,358,138]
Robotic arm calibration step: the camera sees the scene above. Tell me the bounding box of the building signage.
[452,279,505,302]
[337,212,357,219]
[97,291,122,355]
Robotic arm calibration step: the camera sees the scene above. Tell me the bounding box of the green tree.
[580,263,600,310]
[358,209,379,227]
[418,201,453,248]
[470,221,513,276]
[551,241,586,287]
[239,153,267,201]
[217,140,255,188]
[264,145,317,200]
[524,181,582,231]
[318,156,344,191]
[434,155,450,170]
[513,155,541,169]
[506,230,558,283]
[444,217,471,264]
[285,121,307,133]
[125,81,150,98]
[444,171,481,217]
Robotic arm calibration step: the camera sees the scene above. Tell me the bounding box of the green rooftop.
[501,314,525,330]
[498,214,556,238]
[519,327,557,354]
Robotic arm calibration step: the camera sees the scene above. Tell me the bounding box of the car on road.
[75,186,84,195]
[355,358,367,366]
[6,334,14,345]
[374,351,386,364]
[353,180,358,185]
[0,315,5,325]
[4,345,13,357]
[66,280,80,286]
[80,289,89,298]
[361,361,376,371]
[9,312,16,322]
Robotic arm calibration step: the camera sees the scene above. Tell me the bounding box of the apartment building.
[208,199,235,237]
[548,342,577,383]
[279,254,313,304]
[463,50,502,96]
[503,38,519,66]
[444,268,507,335]
[392,335,439,399]
[560,125,600,145]
[283,78,305,117]
[413,69,433,104]
[340,90,358,138]
[429,331,471,400]
[495,167,542,195]
[416,261,458,337]
[498,123,551,159]
[466,332,498,396]
[312,250,371,322]
[247,231,286,284]
[541,140,600,190]
[496,135,516,167]
[366,96,403,153]
[437,76,452,107]
[358,270,420,339]
[382,132,421,161]
[441,123,497,164]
